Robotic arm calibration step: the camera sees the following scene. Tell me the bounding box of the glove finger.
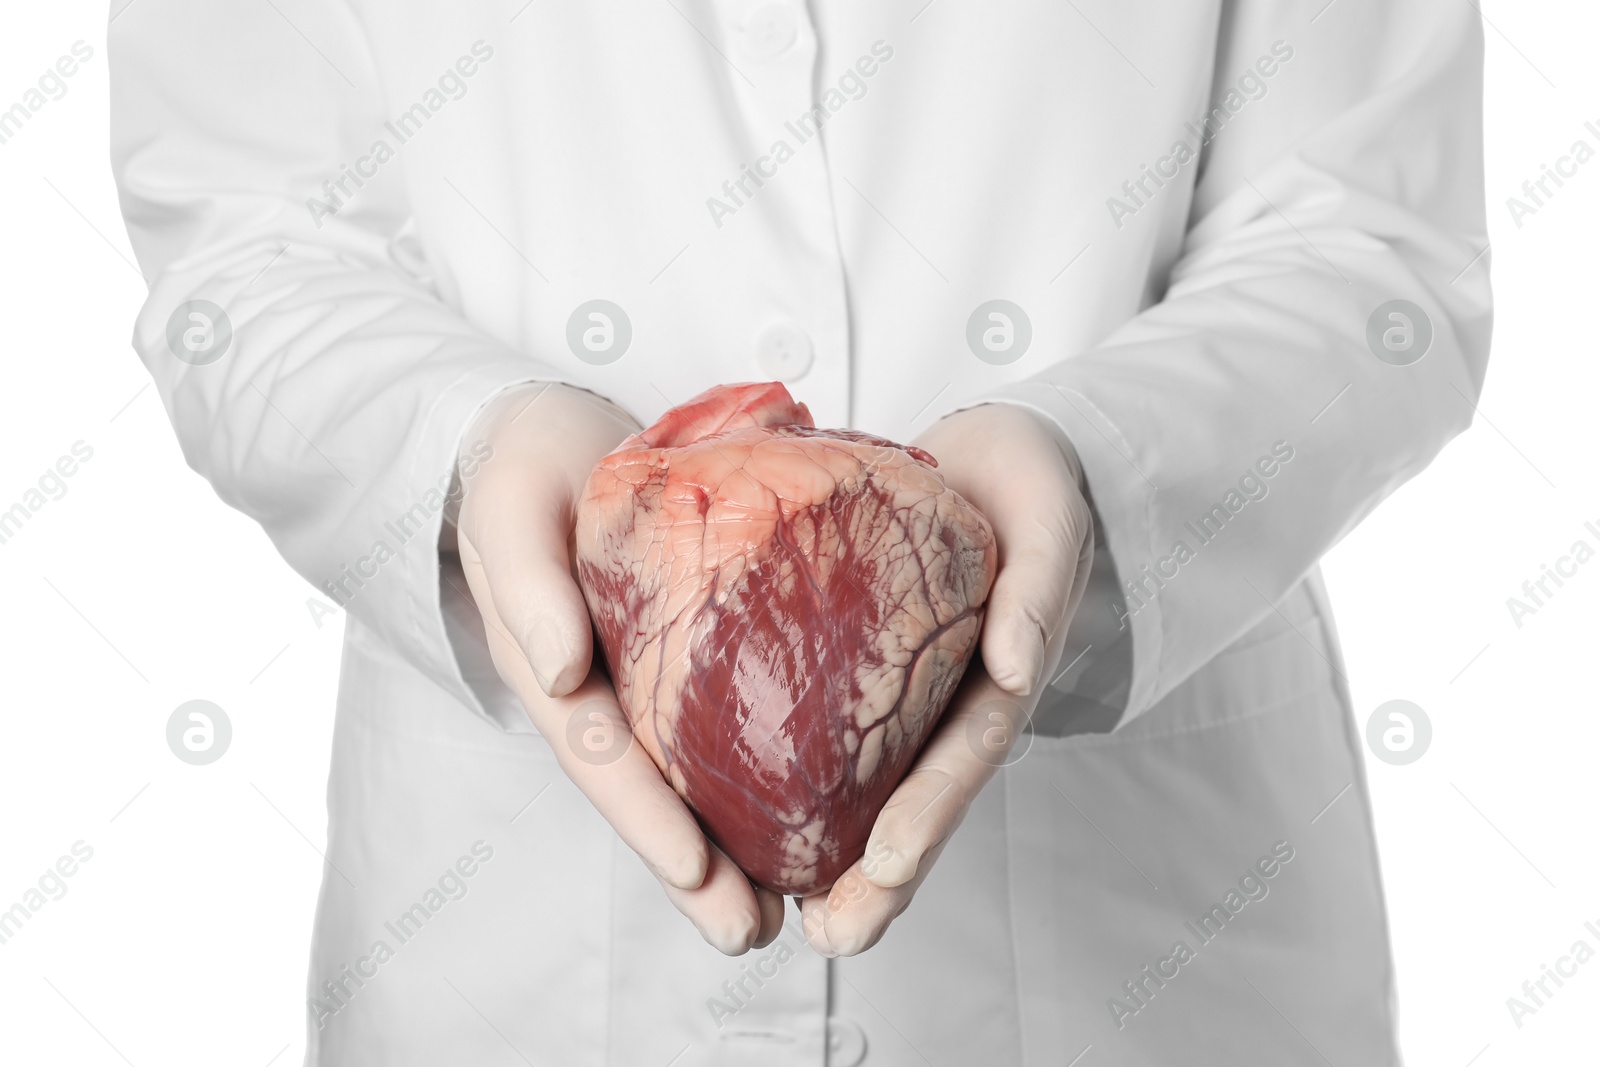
[462,542,710,891]
[460,492,593,698]
[658,842,764,956]
[859,667,1018,890]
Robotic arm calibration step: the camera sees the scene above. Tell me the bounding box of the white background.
[0,2,1595,1065]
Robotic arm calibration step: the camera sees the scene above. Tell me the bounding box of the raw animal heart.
[575,382,996,894]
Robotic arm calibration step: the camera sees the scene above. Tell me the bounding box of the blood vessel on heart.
[575,382,996,894]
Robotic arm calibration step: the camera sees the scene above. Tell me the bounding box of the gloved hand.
[796,402,1095,955]
[451,382,787,955]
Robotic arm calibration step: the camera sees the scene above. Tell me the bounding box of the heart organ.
[575,382,997,894]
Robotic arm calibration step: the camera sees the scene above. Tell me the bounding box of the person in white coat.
[111,0,1491,1064]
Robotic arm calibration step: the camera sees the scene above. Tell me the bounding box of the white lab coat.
[111,1,1491,1063]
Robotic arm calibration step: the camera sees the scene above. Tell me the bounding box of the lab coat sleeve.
[109,2,569,719]
[962,0,1491,722]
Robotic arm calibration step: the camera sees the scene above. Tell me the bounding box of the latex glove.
[797,402,1094,956]
[451,382,787,955]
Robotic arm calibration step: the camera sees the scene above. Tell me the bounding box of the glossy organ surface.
[575,383,997,894]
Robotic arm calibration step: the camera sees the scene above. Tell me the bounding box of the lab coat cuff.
[390,360,573,728]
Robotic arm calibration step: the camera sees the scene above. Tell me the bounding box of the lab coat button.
[826,1015,867,1066]
[743,4,799,59]
[756,322,814,380]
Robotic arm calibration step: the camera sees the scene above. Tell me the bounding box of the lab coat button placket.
[825,1014,868,1066]
[741,3,800,60]
[756,321,815,380]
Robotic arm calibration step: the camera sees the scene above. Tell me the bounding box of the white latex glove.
[798,403,1095,956]
[450,382,787,955]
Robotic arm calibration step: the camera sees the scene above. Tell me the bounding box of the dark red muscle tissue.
[575,383,997,894]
